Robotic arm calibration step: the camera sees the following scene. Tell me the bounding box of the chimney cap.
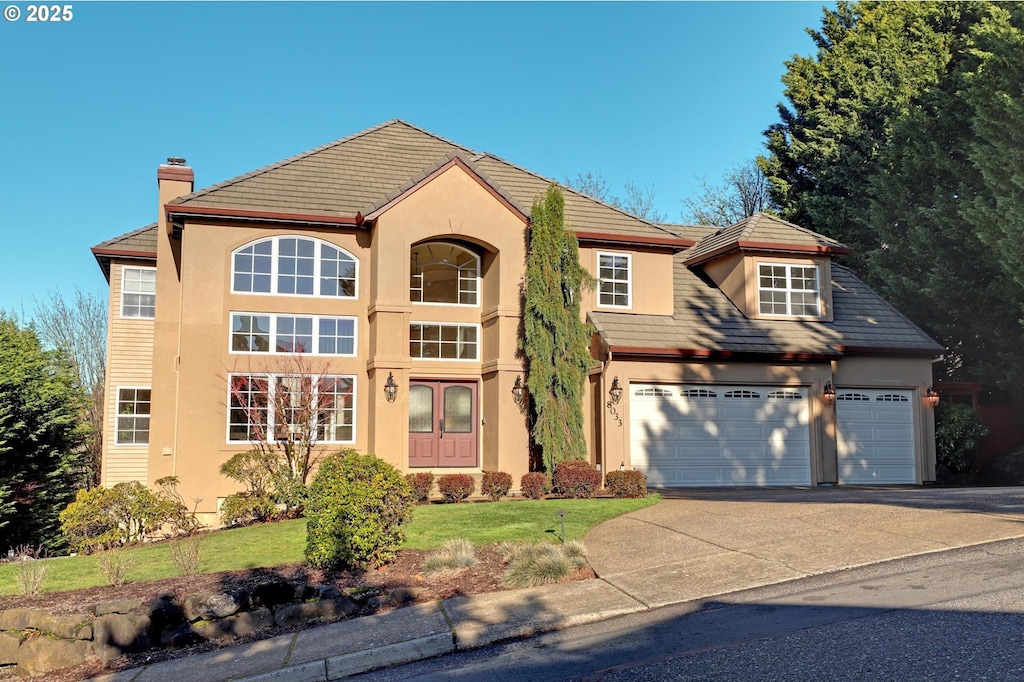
[166,157,187,166]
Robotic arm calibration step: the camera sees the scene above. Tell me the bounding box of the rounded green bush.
[305,450,415,570]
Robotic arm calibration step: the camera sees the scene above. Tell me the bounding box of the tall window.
[597,252,631,308]
[232,237,357,298]
[228,373,355,443]
[121,267,156,318]
[230,313,356,356]
[758,263,820,317]
[410,242,479,305]
[116,387,151,444]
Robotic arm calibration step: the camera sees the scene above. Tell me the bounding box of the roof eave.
[165,204,361,228]
[575,231,694,250]
[606,346,840,362]
[90,247,157,280]
[684,241,852,267]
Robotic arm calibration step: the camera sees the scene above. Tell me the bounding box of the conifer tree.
[523,185,594,472]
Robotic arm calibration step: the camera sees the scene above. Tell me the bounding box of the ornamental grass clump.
[500,541,589,588]
[422,538,478,576]
[305,450,415,570]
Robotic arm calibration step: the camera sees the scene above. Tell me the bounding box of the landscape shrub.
[305,450,415,570]
[219,449,276,498]
[552,460,601,499]
[59,481,186,553]
[168,533,206,576]
[604,470,648,498]
[437,474,476,503]
[405,472,435,503]
[481,471,513,501]
[520,472,551,500]
[935,403,988,473]
[219,493,276,527]
[96,546,135,586]
[13,546,49,596]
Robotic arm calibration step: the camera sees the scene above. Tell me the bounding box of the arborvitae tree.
[0,314,87,551]
[523,185,594,472]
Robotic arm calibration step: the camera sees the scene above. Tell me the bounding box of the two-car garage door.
[629,384,918,487]
[630,384,812,487]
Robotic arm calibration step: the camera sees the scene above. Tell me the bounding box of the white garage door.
[630,384,812,487]
[837,389,917,484]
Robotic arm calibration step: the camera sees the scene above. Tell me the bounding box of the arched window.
[232,237,358,298]
[410,242,479,305]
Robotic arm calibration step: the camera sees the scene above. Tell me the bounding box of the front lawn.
[0,495,659,596]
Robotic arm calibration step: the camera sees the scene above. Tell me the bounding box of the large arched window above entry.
[232,236,358,298]
[410,241,479,305]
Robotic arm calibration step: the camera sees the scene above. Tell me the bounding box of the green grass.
[0,495,659,596]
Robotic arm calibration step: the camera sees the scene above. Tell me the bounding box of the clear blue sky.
[0,1,830,314]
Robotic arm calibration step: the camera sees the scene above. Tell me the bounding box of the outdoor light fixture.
[511,375,525,406]
[823,381,836,406]
[925,385,940,407]
[384,372,398,403]
[608,376,623,405]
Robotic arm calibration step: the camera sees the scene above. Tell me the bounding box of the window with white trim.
[410,323,478,360]
[758,263,820,317]
[227,373,355,443]
[116,388,151,444]
[231,237,357,298]
[121,267,156,318]
[230,313,356,356]
[410,242,479,305]
[597,252,631,308]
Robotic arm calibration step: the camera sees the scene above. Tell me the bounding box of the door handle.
[439,419,445,437]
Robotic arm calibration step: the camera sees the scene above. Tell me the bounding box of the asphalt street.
[352,537,1024,682]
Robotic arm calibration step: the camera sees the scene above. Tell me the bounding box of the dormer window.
[410,242,479,305]
[758,263,820,317]
[597,252,632,308]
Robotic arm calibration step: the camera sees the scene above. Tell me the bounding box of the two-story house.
[92,120,942,521]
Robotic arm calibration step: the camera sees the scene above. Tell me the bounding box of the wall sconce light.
[608,376,623,406]
[925,385,940,407]
[384,372,398,403]
[512,375,525,406]
[823,381,836,406]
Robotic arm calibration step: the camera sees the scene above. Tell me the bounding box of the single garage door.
[630,384,812,487]
[837,389,917,484]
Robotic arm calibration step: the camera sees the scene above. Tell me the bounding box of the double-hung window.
[758,263,820,317]
[227,373,355,444]
[116,388,151,444]
[121,267,156,318]
[597,252,631,308]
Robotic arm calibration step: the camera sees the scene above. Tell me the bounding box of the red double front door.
[408,380,478,468]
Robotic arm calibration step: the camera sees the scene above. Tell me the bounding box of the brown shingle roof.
[91,223,158,279]
[589,259,942,357]
[683,213,850,266]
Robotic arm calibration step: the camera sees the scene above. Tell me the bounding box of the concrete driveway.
[584,486,1024,608]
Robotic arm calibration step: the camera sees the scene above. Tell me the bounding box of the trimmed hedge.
[520,473,551,500]
[305,450,415,569]
[552,460,601,499]
[604,470,648,498]
[481,471,513,501]
[405,472,435,503]
[437,474,476,503]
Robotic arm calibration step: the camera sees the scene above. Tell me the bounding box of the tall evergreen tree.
[0,315,87,551]
[523,185,594,471]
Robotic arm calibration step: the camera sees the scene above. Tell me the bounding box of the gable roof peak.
[684,212,850,266]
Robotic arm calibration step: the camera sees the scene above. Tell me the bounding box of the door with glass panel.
[408,381,478,467]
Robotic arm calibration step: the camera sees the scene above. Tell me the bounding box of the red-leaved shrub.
[404,472,434,503]
[553,460,601,499]
[604,470,648,498]
[481,471,513,501]
[520,473,551,500]
[437,474,475,503]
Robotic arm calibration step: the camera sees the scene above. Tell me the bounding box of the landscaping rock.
[368,587,424,609]
[0,632,22,665]
[252,579,295,606]
[90,599,143,616]
[17,637,91,676]
[273,598,357,628]
[318,585,342,600]
[146,594,186,634]
[93,613,152,662]
[194,608,274,640]
[159,624,203,649]
[293,583,317,601]
[183,591,249,622]
[0,608,46,630]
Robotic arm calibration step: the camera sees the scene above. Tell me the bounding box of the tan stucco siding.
[579,246,674,316]
[702,254,834,321]
[102,261,155,485]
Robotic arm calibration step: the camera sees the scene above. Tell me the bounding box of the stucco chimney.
[158,157,194,236]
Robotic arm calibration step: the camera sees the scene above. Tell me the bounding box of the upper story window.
[410,242,479,305]
[758,263,820,317]
[597,252,631,308]
[115,387,151,444]
[232,237,357,298]
[230,312,357,356]
[121,267,156,318]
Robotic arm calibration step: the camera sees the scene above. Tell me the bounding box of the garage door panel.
[837,389,916,484]
[630,384,811,487]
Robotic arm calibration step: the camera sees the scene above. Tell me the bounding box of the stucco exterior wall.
[578,246,674,316]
